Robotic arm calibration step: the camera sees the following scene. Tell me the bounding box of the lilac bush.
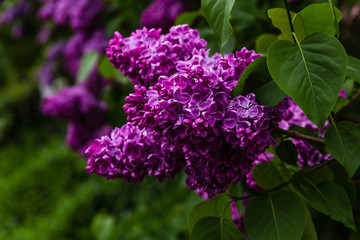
[87,24,290,197]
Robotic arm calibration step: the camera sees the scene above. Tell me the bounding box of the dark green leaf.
[333,97,349,113]
[188,194,232,233]
[191,217,244,240]
[347,56,360,83]
[252,162,285,191]
[328,0,340,37]
[302,205,318,240]
[335,177,357,207]
[201,0,235,48]
[324,121,360,178]
[77,51,100,83]
[175,11,200,26]
[276,140,298,165]
[297,3,342,36]
[245,191,306,240]
[255,33,278,54]
[232,57,285,107]
[305,180,356,230]
[267,32,347,131]
[267,8,305,42]
[304,165,334,185]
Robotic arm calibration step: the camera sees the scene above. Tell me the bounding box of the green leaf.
[98,56,118,79]
[175,11,200,26]
[77,51,100,83]
[188,194,232,234]
[252,162,285,191]
[333,97,349,113]
[190,217,244,240]
[245,191,306,240]
[324,121,360,178]
[328,0,340,37]
[297,3,342,36]
[335,177,357,207]
[267,32,347,131]
[276,140,298,166]
[347,56,360,83]
[304,165,334,185]
[232,57,285,107]
[305,180,356,230]
[201,0,235,48]
[255,33,278,54]
[267,8,305,42]
[302,205,318,240]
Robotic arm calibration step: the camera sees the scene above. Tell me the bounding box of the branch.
[337,89,360,115]
[276,128,325,145]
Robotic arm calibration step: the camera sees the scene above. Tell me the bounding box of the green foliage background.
[1,0,360,239]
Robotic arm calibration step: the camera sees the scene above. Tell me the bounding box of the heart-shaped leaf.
[297,3,342,36]
[347,55,360,83]
[305,180,356,230]
[232,57,285,107]
[191,217,244,240]
[267,32,347,130]
[245,191,306,240]
[324,121,360,178]
[188,194,232,233]
[201,0,235,48]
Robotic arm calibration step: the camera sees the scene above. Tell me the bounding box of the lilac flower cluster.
[37,0,110,155]
[41,84,111,154]
[38,0,104,31]
[106,25,207,87]
[86,123,184,182]
[87,24,287,197]
[140,0,185,30]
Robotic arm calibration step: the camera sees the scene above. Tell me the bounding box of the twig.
[276,128,325,145]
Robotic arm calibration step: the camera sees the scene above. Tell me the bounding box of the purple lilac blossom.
[85,123,185,182]
[106,24,207,87]
[0,0,30,24]
[38,41,66,86]
[64,30,107,77]
[41,84,108,128]
[140,0,185,30]
[278,96,331,168]
[67,122,112,155]
[38,0,104,31]
[90,25,286,197]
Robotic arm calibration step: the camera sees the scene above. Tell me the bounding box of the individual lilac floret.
[140,0,185,30]
[85,123,185,182]
[38,0,104,30]
[106,24,207,87]
[0,0,30,25]
[41,84,108,128]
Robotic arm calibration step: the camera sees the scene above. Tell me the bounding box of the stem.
[276,128,325,145]
[283,0,296,42]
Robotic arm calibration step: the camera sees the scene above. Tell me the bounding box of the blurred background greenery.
[1,0,360,239]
